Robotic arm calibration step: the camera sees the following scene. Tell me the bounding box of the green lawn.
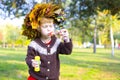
[0,47,120,80]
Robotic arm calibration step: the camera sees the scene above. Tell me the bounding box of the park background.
[0,0,120,80]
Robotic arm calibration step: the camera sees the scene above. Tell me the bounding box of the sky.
[0,0,42,28]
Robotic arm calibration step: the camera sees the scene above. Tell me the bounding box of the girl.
[22,3,73,80]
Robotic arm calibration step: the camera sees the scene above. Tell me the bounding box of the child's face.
[40,18,55,38]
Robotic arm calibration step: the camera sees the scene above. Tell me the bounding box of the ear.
[37,26,41,32]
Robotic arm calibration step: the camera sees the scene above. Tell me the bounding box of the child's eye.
[43,25,47,28]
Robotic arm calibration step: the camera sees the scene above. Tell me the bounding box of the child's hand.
[31,59,40,68]
[59,29,70,42]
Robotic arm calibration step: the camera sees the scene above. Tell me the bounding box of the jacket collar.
[34,35,56,48]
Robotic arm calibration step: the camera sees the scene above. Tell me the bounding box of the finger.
[31,59,34,62]
[35,64,39,67]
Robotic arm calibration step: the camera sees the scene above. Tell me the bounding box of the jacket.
[25,36,73,80]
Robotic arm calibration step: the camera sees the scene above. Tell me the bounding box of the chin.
[46,35,51,38]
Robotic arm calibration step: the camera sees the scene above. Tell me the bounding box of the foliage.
[68,0,120,19]
[114,32,120,40]
[72,19,93,43]
[1,0,120,47]
[1,0,120,19]
[0,30,3,43]
[93,0,120,15]
[67,0,120,45]
[0,0,31,18]
[0,0,63,18]
[114,32,120,43]
[0,23,29,47]
[96,10,120,46]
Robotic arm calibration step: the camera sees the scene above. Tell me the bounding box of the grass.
[0,47,120,80]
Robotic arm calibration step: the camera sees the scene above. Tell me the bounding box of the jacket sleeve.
[58,39,73,55]
[25,46,36,69]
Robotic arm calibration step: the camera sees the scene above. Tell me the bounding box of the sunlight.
[0,17,24,28]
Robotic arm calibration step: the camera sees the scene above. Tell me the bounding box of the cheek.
[41,28,47,35]
[51,27,55,32]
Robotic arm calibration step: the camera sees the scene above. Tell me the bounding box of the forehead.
[40,18,54,24]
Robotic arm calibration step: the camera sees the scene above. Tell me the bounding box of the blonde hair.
[22,3,65,40]
[40,18,54,25]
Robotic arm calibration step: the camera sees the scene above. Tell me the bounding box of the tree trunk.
[93,18,97,53]
[110,27,114,56]
[93,27,97,53]
[2,42,6,48]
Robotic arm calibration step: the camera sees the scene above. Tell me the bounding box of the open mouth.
[48,32,53,36]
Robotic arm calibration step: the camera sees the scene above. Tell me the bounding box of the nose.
[47,26,51,31]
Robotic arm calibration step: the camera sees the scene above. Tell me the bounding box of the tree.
[69,0,98,52]
[0,0,63,18]
[0,0,30,18]
[1,0,120,52]
[1,0,120,19]
[0,23,30,47]
[97,10,120,56]
[93,0,120,15]
[68,0,120,53]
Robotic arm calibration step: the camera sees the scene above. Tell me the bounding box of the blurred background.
[0,0,120,80]
[0,0,120,51]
